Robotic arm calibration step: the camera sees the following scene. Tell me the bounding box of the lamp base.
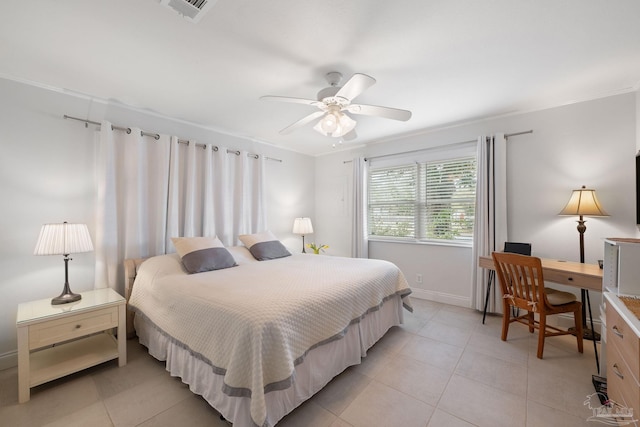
[52,292,81,305]
[51,285,82,305]
[569,326,600,342]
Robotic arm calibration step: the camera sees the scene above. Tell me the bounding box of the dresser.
[604,292,640,423]
[16,288,126,402]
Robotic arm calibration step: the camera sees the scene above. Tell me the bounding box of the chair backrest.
[492,252,546,312]
[503,242,532,256]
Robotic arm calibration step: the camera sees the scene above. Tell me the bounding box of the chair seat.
[545,287,577,306]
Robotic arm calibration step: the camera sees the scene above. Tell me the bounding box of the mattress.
[128,247,412,426]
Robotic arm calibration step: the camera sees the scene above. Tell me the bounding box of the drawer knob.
[75,324,82,329]
[612,325,624,339]
[567,277,573,281]
[612,363,624,380]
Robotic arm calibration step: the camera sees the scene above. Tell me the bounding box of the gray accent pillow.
[249,240,291,261]
[239,231,291,261]
[171,236,237,274]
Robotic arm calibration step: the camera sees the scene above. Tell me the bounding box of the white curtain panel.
[220,148,266,245]
[351,157,369,258]
[95,121,266,293]
[471,133,508,313]
[95,123,171,292]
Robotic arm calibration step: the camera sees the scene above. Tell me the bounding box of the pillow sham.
[238,230,291,261]
[171,236,237,274]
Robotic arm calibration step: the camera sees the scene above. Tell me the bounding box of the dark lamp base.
[569,326,600,342]
[51,291,82,305]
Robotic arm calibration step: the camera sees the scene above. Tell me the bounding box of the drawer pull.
[567,277,573,281]
[612,363,624,380]
[612,325,624,339]
[75,324,82,329]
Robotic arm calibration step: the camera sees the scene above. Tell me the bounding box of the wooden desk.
[480,254,603,372]
[478,256,603,292]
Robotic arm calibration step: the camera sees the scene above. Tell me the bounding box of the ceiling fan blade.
[279,111,326,134]
[346,104,412,121]
[261,95,323,107]
[335,73,376,102]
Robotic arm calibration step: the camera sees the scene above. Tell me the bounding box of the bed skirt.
[134,293,404,427]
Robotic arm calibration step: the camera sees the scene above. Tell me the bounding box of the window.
[368,154,477,244]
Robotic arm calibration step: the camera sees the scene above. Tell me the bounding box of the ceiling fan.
[261,72,412,140]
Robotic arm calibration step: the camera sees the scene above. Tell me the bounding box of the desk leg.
[573,290,600,374]
[482,270,494,324]
[585,290,599,374]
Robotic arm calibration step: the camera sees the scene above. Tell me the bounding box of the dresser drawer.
[607,304,640,383]
[28,307,119,350]
[607,339,640,419]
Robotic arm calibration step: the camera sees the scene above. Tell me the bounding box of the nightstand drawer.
[607,303,640,383]
[29,307,119,350]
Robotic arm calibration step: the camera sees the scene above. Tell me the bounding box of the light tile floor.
[0,299,603,426]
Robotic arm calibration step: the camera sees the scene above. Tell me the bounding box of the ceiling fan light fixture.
[320,112,339,133]
[335,112,356,137]
[313,112,356,138]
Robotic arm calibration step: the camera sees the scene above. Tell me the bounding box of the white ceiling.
[2,0,640,156]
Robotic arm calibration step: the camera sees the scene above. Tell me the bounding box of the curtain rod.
[63,115,283,163]
[343,130,533,163]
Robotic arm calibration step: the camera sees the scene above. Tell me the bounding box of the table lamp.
[34,222,94,305]
[292,217,313,253]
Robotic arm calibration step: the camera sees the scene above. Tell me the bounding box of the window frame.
[366,144,477,247]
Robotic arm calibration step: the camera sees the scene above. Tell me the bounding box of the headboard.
[123,257,148,338]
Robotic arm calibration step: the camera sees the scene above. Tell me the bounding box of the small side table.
[16,288,126,403]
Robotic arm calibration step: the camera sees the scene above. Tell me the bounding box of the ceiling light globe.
[321,113,339,134]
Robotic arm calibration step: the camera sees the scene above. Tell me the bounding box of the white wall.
[0,78,315,368]
[2,78,636,369]
[315,92,638,309]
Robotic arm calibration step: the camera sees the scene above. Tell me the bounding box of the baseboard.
[0,350,17,370]
[410,288,471,308]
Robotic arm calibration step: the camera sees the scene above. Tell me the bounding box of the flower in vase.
[306,243,329,254]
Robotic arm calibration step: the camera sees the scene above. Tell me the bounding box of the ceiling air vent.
[159,0,216,23]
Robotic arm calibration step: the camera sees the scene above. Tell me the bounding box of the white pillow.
[171,236,237,273]
[238,231,291,261]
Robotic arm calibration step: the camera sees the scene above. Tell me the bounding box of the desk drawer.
[607,339,639,418]
[29,307,119,350]
[543,271,601,291]
[607,304,640,384]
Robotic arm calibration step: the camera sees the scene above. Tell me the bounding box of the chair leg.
[575,306,584,354]
[537,314,546,359]
[501,302,511,341]
[527,311,535,333]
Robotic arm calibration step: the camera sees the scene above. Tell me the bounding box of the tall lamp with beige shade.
[558,185,608,367]
[558,185,609,264]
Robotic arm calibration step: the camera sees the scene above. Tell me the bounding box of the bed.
[125,245,412,427]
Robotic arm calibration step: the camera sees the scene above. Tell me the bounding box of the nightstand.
[16,288,126,403]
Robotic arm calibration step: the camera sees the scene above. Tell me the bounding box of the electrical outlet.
[416,273,423,284]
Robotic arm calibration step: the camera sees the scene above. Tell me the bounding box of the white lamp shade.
[292,217,314,235]
[558,186,609,217]
[34,223,94,255]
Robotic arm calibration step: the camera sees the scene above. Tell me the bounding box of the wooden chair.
[482,242,532,324]
[491,251,584,359]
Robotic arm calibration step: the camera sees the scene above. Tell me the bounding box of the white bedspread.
[128,247,412,427]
